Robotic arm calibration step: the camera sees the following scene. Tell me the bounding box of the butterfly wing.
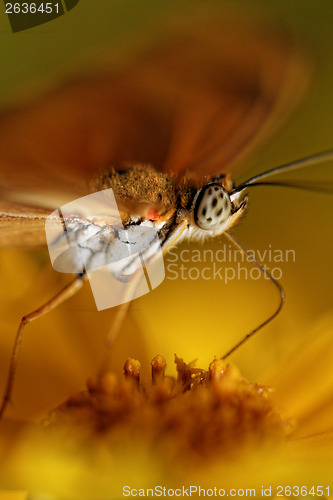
[0,9,307,247]
[155,23,307,177]
[0,199,51,247]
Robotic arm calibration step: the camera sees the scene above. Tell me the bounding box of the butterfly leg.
[99,217,189,375]
[221,231,285,359]
[0,274,85,421]
[98,271,143,376]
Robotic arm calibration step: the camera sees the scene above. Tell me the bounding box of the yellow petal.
[265,311,333,437]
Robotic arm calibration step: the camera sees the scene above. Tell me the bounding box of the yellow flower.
[0,312,333,500]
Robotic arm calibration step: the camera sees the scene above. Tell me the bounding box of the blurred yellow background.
[0,0,332,423]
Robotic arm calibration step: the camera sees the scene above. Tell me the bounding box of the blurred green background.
[0,0,332,419]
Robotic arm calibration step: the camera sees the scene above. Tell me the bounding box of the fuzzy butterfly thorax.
[94,163,201,219]
[93,163,237,223]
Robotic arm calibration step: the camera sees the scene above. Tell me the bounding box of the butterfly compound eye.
[194,183,232,231]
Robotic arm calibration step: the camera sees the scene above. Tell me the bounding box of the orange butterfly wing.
[0,199,52,246]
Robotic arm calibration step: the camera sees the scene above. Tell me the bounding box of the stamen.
[48,355,290,461]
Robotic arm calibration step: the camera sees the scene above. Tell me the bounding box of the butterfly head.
[191,176,247,237]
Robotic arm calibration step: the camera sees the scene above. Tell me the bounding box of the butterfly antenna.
[234,148,333,193]
[221,231,285,360]
[233,180,333,195]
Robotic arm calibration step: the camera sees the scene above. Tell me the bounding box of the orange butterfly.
[0,11,331,419]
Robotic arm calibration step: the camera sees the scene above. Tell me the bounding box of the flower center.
[49,355,289,461]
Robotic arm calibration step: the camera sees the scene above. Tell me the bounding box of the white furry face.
[193,183,231,231]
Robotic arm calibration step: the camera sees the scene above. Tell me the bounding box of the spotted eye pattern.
[194,183,231,231]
